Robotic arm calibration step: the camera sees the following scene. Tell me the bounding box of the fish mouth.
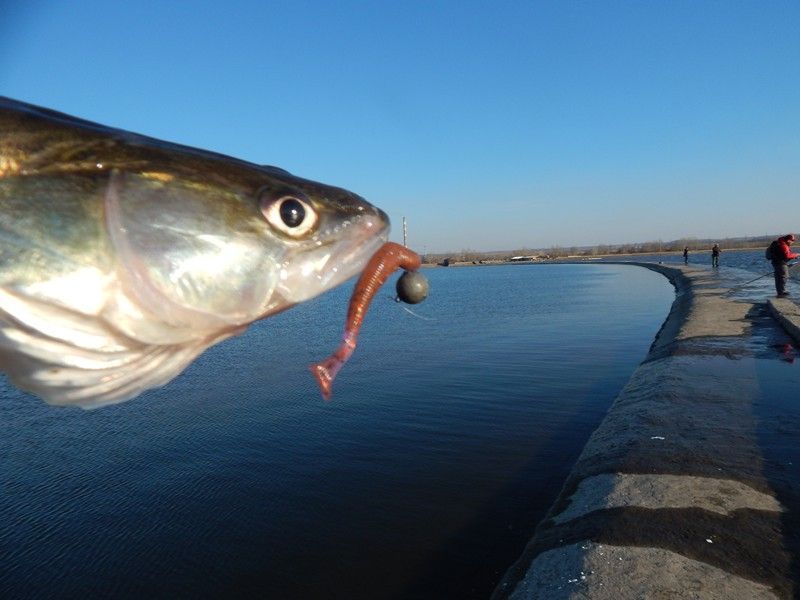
[318,205,390,289]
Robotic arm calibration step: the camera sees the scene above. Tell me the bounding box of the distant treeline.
[422,235,774,264]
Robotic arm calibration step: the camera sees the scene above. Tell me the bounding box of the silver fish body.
[0,97,389,407]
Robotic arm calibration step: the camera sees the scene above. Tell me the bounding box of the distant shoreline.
[421,245,765,268]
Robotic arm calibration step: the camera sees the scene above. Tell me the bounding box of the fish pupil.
[279,198,305,227]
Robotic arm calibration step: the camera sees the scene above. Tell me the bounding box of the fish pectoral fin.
[0,323,214,408]
[0,289,225,407]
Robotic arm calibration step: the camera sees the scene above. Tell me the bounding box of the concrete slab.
[768,297,800,344]
[493,264,800,599]
[506,542,780,600]
[553,473,783,524]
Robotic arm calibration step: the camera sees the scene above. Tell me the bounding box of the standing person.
[767,234,799,297]
[683,246,689,265]
[711,244,720,268]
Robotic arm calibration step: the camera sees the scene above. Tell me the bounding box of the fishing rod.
[724,261,800,295]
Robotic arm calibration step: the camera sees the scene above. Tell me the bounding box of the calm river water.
[2,264,675,599]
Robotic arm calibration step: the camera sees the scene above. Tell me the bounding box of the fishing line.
[723,261,799,295]
[727,272,771,291]
[397,303,436,320]
[386,295,436,321]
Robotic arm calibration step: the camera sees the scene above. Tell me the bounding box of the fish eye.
[260,192,319,238]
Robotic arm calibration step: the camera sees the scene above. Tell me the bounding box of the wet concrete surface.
[493,264,800,599]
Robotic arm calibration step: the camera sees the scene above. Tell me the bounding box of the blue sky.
[2,1,798,253]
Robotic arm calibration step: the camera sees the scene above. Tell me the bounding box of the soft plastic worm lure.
[309,242,422,399]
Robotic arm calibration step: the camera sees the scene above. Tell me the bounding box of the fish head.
[105,163,389,337]
[253,168,391,311]
[0,96,393,406]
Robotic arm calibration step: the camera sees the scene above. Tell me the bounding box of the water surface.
[2,264,674,599]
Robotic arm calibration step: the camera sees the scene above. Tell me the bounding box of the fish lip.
[314,201,389,248]
[332,211,389,272]
[350,221,389,261]
[339,199,390,250]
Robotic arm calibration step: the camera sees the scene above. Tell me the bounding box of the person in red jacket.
[769,234,799,297]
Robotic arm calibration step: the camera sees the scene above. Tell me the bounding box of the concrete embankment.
[493,264,800,599]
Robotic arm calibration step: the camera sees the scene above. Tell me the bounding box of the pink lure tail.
[309,333,356,400]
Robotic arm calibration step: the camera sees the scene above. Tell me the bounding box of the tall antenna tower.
[402,217,408,247]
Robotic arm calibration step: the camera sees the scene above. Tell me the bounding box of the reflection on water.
[1,265,674,599]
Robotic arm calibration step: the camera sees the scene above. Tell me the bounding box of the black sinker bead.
[396,271,429,304]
